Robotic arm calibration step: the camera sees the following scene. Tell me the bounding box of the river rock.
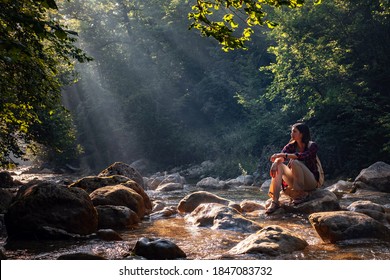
[95,205,140,229]
[98,162,145,189]
[152,200,166,212]
[228,225,308,256]
[0,189,13,213]
[177,191,235,213]
[187,203,261,233]
[240,200,264,213]
[69,175,130,193]
[281,189,340,214]
[4,182,98,239]
[74,177,152,215]
[326,180,355,198]
[90,185,146,218]
[132,237,186,260]
[309,211,390,243]
[260,179,271,192]
[150,206,177,219]
[347,200,387,223]
[354,161,390,193]
[196,177,227,189]
[226,175,254,187]
[96,229,123,241]
[121,180,152,214]
[0,171,14,188]
[155,182,183,192]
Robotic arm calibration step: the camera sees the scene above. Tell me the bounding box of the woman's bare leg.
[283,160,317,200]
[268,163,294,203]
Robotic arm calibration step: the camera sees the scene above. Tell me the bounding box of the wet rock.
[341,189,390,207]
[240,200,264,213]
[347,200,387,223]
[95,205,140,229]
[69,175,130,193]
[229,225,308,256]
[326,180,355,198]
[152,200,166,212]
[0,189,13,213]
[196,177,227,189]
[281,189,341,214]
[132,237,186,260]
[4,182,98,239]
[0,171,14,188]
[149,173,186,192]
[96,229,123,241]
[187,203,261,233]
[150,206,177,219]
[177,191,233,213]
[226,175,254,187]
[90,185,146,218]
[71,176,152,215]
[57,252,106,260]
[160,173,186,185]
[309,211,390,243]
[354,161,390,193]
[156,182,183,192]
[98,162,145,190]
[260,179,271,192]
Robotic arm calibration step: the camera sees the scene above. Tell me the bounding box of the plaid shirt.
[282,141,320,181]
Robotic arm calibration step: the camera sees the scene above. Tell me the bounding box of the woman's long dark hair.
[289,123,311,148]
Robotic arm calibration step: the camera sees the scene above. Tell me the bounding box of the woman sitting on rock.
[265,123,320,214]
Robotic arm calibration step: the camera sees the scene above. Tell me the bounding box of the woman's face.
[291,127,303,142]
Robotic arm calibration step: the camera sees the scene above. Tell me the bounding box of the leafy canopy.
[0,0,91,167]
[188,0,322,51]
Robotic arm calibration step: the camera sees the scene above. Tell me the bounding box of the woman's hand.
[270,153,283,162]
[270,162,279,178]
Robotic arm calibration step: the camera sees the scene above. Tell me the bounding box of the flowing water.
[1,171,390,260]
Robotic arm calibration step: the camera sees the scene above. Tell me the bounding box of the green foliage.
[0,0,91,167]
[188,0,321,51]
[258,0,390,176]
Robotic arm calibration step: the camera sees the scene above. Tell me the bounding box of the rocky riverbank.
[0,161,389,260]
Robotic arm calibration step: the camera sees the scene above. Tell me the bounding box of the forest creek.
[0,161,389,260]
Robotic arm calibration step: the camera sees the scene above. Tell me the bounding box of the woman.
[265,123,320,214]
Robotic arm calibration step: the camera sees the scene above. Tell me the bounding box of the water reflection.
[1,184,390,260]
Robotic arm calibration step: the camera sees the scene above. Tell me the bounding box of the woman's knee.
[290,159,303,168]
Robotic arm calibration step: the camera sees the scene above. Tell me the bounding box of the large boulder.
[68,175,130,193]
[0,171,14,188]
[347,200,387,223]
[90,185,146,218]
[95,205,140,229]
[98,162,145,189]
[281,189,341,214]
[229,225,308,256]
[354,161,390,193]
[132,237,186,260]
[71,177,152,215]
[187,203,261,233]
[4,182,98,239]
[177,191,235,213]
[309,211,390,243]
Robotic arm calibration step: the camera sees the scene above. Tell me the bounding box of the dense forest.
[1,0,389,180]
